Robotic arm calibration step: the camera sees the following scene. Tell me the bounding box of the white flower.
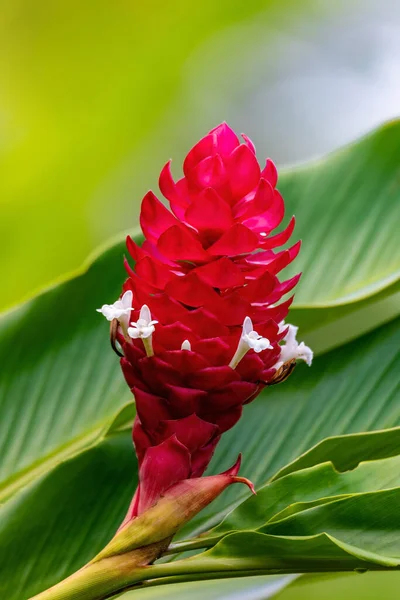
[181,339,192,351]
[230,316,273,369]
[241,316,273,354]
[127,305,158,340]
[97,290,133,326]
[276,323,313,368]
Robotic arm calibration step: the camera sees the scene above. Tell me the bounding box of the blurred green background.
[1,2,400,596]
[2,0,400,311]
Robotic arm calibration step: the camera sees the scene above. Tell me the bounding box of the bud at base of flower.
[29,457,253,600]
[96,454,254,561]
[28,541,168,600]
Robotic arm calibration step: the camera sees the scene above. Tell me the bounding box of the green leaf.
[178,316,400,539]
[172,454,400,551]
[290,278,400,355]
[114,528,400,590]
[262,488,400,558]
[280,122,400,354]
[0,237,132,504]
[271,426,400,481]
[220,455,400,533]
[3,314,400,598]
[162,528,400,576]
[2,121,400,598]
[279,571,400,600]
[118,574,296,600]
[0,430,136,600]
[281,121,400,306]
[2,265,400,597]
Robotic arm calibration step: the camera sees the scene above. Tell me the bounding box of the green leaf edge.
[270,426,400,482]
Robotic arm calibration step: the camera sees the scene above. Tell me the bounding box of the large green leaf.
[178,316,400,539]
[150,526,400,578]
[2,122,400,598]
[119,575,296,600]
[280,571,400,600]
[280,121,400,355]
[6,432,400,599]
[281,120,400,306]
[0,238,132,503]
[204,455,400,543]
[0,431,136,600]
[291,278,400,355]
[261,488,400,556]
[3,135,399,504]
[103,525,400,592]
[1,317,399,598]
[271,426,400,481]
[115,487,400,590]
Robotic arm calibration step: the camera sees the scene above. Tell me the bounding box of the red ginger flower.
[98,123,312,520]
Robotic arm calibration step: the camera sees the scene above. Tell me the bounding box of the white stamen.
[260,232,267,237]
[242,317,273,353]
[96,290,133,322]
[181,339,191,351]
[229,316,273,369]
[274,323,313,370]
[97,290,133,340]
[127,304,158,357]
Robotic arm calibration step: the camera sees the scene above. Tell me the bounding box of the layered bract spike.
[100,123,312,519]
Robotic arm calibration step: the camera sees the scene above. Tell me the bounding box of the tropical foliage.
[1,121,399,599]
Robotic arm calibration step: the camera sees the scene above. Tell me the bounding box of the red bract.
[98,123,312,520]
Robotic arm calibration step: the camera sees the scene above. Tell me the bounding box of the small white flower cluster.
[229,316,313,372]
[97,295,312,371]
[241,316,272,353]
[96,290,133,327]
[275,322,313,369]
[97,293,157,357]
[229,316,272,369]
[127,305,158,340]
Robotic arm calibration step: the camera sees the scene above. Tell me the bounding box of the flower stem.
[29,465,252,599]
[29,541,168,600]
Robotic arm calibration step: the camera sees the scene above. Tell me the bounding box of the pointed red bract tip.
[220,454,256,494]
[222,453,242,476]
[241,133,256,155]
[233,476,256,495]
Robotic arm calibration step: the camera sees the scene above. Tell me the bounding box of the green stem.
[30,545,400,600]
[29,542,167,600]
[165,535,222,555]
